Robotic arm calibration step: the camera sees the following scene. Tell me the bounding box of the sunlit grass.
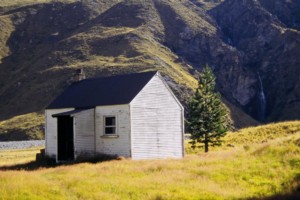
[0,147,41,166]
[161,0,217,34]
[225,120,300,146]
[0,121,299,199]
[188,0,225,10]
[0,16,14,64]
[186,120,300,154]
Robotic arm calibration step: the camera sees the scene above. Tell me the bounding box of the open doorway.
[57,116,74,161]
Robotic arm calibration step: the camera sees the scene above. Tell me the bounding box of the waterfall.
[257,73,266,121]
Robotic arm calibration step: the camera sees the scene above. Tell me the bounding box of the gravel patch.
[0,140,45,150]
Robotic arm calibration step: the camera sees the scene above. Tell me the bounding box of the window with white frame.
[104,116,116,135]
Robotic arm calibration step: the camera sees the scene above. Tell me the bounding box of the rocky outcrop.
[209,0,300,121]
[259,0,300,30]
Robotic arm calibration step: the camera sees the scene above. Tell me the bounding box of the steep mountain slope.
[0,0,299,136]
[210,0,300,122]
[0,0,197,120]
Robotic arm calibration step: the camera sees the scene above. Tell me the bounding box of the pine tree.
[188,65,231,152]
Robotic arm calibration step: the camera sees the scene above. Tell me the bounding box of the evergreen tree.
[188,65,231,152]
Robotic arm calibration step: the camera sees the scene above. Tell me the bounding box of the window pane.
[105,117,115,126]
[105,127,115,134]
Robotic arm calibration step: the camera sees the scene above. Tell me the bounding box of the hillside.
[0,0,300,139]
[0,112,44,141]
[0,121,299,199]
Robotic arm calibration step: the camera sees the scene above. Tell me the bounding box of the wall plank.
[130,75,184,160]
[95,105,131,157]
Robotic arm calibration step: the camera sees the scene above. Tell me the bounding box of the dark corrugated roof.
[47,71,157,109]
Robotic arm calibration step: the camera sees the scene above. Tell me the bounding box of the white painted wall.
[73,109,95,159]
[45,74,184,161]
[130,74,184,160]
[45,108,74,159]
[95,105,131,157]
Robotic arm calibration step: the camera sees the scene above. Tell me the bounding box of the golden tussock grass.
[225,120,300,147]
[0,121,299,199]
[0,147,41,166]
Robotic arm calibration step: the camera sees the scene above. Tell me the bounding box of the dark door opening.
[57,116,74,161]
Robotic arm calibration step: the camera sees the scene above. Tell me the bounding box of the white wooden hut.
[45,71,184,161]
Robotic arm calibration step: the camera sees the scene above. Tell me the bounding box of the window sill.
[101,135,119,138]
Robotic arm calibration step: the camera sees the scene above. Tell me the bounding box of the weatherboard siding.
[73,109,95,158]
[95,105,131,157]
[45,108,74,158]
[45,72,184,161]
[130,74,184,160]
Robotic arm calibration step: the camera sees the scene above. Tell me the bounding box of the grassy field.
[0,147,41,166]
[0,121,299,199]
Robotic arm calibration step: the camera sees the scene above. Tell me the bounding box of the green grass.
[0,121,299,199]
